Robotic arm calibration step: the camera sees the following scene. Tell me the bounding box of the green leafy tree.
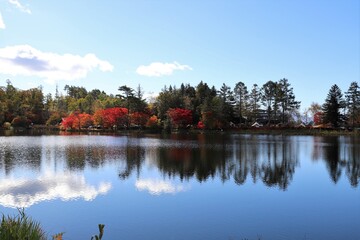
[4,80,21,122]
[155,85,183,121]
[0,86,7,124]
[64,85,88,99]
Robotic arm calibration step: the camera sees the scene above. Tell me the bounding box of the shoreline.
[0,126,359,136]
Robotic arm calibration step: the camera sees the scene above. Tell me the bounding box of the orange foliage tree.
[61,112,93,130]
[146,115,159,128]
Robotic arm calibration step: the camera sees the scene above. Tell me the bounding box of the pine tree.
[261,80,277,125]
[322,84,345,128]
[249,84,261,122]
[234,81,249,123]
[218,83,235,125]
[276,78,300,124]
[345,82,360,128]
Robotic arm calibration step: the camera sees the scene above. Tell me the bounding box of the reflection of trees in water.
[0,135,300,190]
[346,140,360,187]
[323,137,343,183]
[0,144,41,175]
[313,136,360,187]
[66,146,86,170]
[0,145,15,175]
[1,134,359,188]
[154,134,299,190]
[259,136,298,190]
[64,145,127,171]
[118,138,145,179]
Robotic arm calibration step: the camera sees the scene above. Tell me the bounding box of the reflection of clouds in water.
[0,173,111,208]
[135,179,188,195]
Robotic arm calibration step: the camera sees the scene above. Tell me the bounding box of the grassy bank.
[0,210,104,240]
[0,210,46,240]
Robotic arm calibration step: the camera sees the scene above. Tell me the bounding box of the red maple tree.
[167,108,193,128]
[93,107,128,128]
[130,112,149,127]
[314,112,323,125]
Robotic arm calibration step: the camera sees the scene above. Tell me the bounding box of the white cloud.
[0,12,5,29]
[8,0,31,14]
[136,61,192,77]
[0,45,114,84]
[0,173,112,208]
[135,178,188,195]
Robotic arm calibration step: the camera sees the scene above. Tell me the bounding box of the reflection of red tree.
[167,108,193,128]
[168,148,192,162]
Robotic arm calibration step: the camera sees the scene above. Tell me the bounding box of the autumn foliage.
[61,112,93,130]
[197,121,205,129]
[130,112,149,127]
[93,107,128,128]
[314,112,323,125]
[146,115,159,128]
[167,108,193,128]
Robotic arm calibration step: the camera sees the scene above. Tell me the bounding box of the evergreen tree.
[218,83,235,124]
[234,81,249,124]
[276,78,300,124]
[249,84,261,122]
[322,84,345,128]
[0,86,6,124]
[118,85,135,127]
[261,80,277,125]
[345,81,360,127]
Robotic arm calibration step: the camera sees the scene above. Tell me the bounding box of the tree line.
[0,79,359,130]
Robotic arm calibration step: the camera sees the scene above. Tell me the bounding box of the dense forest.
[0,79,359,130]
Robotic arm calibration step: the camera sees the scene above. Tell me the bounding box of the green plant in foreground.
[0,209,46,240]
[91,224,105,240]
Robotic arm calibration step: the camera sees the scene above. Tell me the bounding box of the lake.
[0,133,359,240]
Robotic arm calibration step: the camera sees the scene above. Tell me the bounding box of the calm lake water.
[0,133,359,240]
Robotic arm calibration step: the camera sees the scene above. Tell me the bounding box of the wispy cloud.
[8,0,31,14]
[135,178,188,195]
[0,12,5,29]
[0,45,114,84]
[136,61,192,77]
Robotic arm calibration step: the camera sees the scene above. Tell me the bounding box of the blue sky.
[0,0,359,110]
